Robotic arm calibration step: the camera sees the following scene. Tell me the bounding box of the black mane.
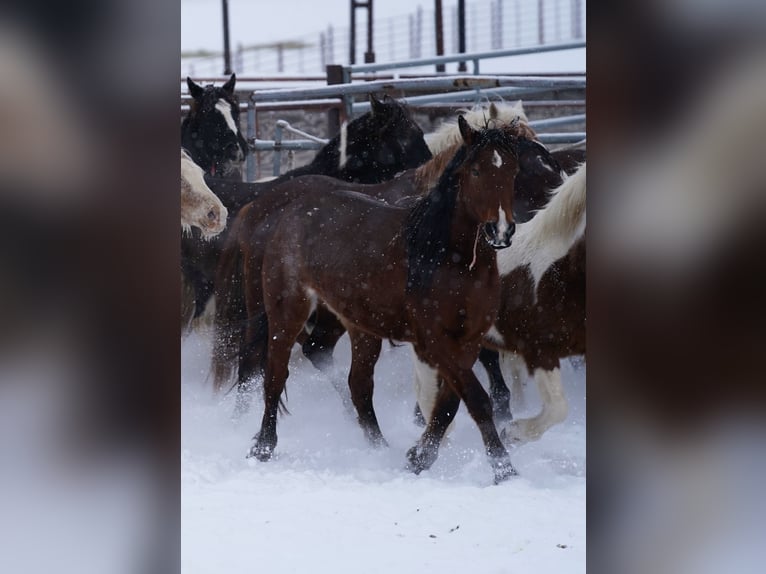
[271,97,431,185]
[404,128,518,293]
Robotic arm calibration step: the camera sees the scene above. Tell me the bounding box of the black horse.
[181,74,249,180]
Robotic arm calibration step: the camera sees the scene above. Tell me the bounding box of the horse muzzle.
[483,221,516,250]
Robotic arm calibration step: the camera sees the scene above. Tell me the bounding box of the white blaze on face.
[339,121,348,168]
[492,149,503,168]
[215,99,238,135]
[497,204,510,236]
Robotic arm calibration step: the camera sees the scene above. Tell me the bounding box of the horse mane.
[404,128,519,292]
[497,162,586,284]
[425,100,533,155]
[415,123,531,192]
[413,142,460,192]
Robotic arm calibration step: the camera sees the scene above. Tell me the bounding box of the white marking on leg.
[412,352,457,438]
[339,121,348,168]
[499,351,528,410]
[501,367,567,444]
[492,149,503,167]
[215,99,238,135]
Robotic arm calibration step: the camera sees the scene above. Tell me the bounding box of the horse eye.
[471,168,480,177]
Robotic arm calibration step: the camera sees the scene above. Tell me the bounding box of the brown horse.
[415,162,586,444]
[211,121,560,411]
[244,118,521,483]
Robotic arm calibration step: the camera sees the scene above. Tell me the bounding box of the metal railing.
[182,44,587,180]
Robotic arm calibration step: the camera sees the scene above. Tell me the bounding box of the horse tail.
[211,221,248,393]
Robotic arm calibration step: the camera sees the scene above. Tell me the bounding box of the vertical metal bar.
[435,0,445,72]
[272,123,283,177]
[538,0,545,45]
[365,0,375,63]
[350,0,357,64]
[457,0,466,71]
[326,64,344,138]
[246,100,256,182]
[222,0,232,74]
[572,0,582,39]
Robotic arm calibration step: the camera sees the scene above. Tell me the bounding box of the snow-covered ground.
[182,326,586,573]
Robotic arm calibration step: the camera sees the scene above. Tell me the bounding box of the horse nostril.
[508,222,516,237]
[207,209,217,221]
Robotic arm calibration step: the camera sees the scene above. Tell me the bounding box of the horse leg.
[233,312,268,418]
[499,351,528,411]
[500,365,568,444]
[248,294,312,461]
[346,328,388,447]
[479,347,512,422]
[406,380,461,474]
[409,347,516,484]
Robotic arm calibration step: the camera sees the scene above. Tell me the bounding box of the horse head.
[455,115,520,249]
[181,149,228,238]
[182,74,248,179]
[514,138,565,222]
[339,94,432,182]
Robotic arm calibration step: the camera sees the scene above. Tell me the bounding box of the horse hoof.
[492,459,518,484]
[405,445,435,475]
[247,442,274,462]
[500,423,528,446]
[412,404,427,427]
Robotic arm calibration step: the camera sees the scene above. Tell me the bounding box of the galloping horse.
[245,118,521,483]
[181,94,433,331]
[181,74,248,180]
[210,120,537,408]
[414,162,586,444]
[427,101,585,420]
[180,149,227,238]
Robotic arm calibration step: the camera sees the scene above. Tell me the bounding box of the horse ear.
[187,77,204,99]
[369,93,386,117]
[458,115,475,146]
[489,102,499,119]
[222,73,236,94]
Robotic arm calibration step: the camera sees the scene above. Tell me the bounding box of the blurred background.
[1,0,766,573]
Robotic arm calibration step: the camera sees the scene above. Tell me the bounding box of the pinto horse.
[180,149,227,238]
[245,118,521,483]
[415,162,586,444]
[181,74,248,180]
[181,94,433,331]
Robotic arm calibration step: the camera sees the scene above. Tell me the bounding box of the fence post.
[246,99,256,182]
[538,0,545,45]
[572,0,582,39]
[326,64,344,138]
[435,0,445,72]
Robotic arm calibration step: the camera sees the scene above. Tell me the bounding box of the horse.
[425,101,586,420]
[253,100,572,421]
[181,74,249,180]
[414,162,586,445]
[180,149,227,238]
[245,118,521,483]
[181,94,433,332]
[209,119,544,410]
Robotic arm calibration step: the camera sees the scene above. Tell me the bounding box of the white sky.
[182,0,420,53]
